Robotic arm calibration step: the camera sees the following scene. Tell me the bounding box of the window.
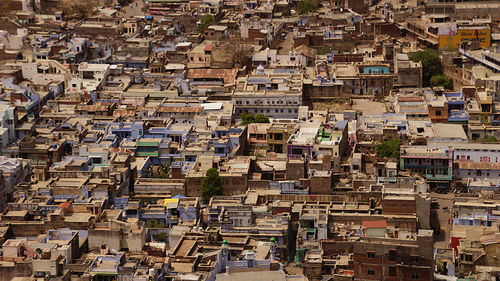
[388,267,397,276]
[411,273,419,280]
[411,255,420,263]
[367,252,375,259]
[367,269,375,276]
[435,110,441,116]
[388,249,396,261]
[465,255,473,261]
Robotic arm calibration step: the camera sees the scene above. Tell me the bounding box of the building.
[394,53,423,88]
[400,145,453,186]
[232,67,303,119]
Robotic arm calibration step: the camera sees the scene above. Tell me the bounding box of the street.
[432,192,454,249]
[121,0,144,18]
[278,32,294,55]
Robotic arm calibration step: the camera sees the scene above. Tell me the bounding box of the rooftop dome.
[256,64,265,74]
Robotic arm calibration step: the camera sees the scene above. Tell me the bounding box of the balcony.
[424,174,452,181]
[136,150,159,157]
[377,177,397,184]
[401,152,449,158]
[403,163,449,168]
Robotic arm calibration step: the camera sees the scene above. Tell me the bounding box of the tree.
[144,166,154,178]
[317,48,333,55]
[216,36,254,68]
[297,0,318,15]
[201,168,223,204]
[145,164,170,178]
[241,113,270,125]
[156,164,170,178]
[408,49,442,87]
[430,74,453,90]
[254,114,270,123]
[484,136,498,143]
[199,15,215,34]
[63,0,97,19]
[476,136,498,143]
[376,138,402,159]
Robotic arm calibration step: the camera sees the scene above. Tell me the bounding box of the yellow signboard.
[163,198,179,207]
[439,29,491,50]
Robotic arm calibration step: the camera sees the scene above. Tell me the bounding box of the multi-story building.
[450,142,500,162]
[266,122,295,154]
[313,120,349,173]
[468,90,493,125]
[353,229,434,281]
[232,67,303,119]
[445,92,468,124]
[400,145,453,186]
[135,138,173,164]
[287,121,321,160]
[394,53,423,88]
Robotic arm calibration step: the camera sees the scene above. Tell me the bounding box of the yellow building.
[439,26,491,50]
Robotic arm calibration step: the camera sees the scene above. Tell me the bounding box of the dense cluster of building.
[0,0,499,280]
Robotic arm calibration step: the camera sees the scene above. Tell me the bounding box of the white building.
[232,67,303,119]
[68,63,110,93]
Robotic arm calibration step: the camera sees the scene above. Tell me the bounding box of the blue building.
[106,121,144,141]
[446,92,468,124]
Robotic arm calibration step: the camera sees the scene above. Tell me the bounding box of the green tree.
[241,113,270,125]
[430,74,453,90]
[145,166,154,178]
[199,15,215,34]
[408,49,442,87]
[317,47,333,55]
[153,232,166,242]
[376,138,402,159]
[241,113,255,125]
[201,168,223,204]
[254,114,270,123]
[157,164,170,178]
[297,0,318,15]
[484,136,498,143]
[475,136,498,143]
